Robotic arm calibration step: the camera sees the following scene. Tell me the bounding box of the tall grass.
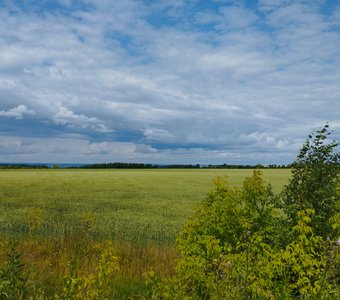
[0,169,291,298]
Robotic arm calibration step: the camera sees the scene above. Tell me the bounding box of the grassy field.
[0,169,291,298]
[0,169,290,244]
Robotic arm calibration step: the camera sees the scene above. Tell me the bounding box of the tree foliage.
[282,124,339,237]
[147,125,340,299]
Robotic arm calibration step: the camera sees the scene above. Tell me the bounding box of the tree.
[281,124,339,237]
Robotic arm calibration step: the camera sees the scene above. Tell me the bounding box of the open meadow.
[0,168,291,298]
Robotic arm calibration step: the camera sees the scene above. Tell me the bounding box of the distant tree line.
[204,163,290,169]
[160,164,290,169]
[79,163,291,169]
[79,162,156,169]
[159,164,201,169]
[0,162,292,169]
[0,164,49,169]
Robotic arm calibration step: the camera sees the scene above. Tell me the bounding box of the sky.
[0,0,339,165]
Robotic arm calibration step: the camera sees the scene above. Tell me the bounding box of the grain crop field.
[0,169,290,243]
[0,169,291,298]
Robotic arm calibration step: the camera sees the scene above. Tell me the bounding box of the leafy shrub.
[0,241,29,300]
[55,241,120,299]
[282,124,339,238]
[147,125,340,299]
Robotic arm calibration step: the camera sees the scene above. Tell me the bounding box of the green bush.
[55,241,120,299]
[282,124,339,238]
[0,241,29,300]
[147,125,340,299]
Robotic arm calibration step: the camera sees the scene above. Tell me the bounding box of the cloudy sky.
[0,0,339,165]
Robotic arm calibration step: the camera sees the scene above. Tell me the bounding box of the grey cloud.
[0,135,158,163]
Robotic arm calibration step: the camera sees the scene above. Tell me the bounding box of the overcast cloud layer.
[0,0,339,165]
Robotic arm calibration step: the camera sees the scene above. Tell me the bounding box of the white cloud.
[52,105,111,133]
[144,128,175,142]
[0,105,35,119]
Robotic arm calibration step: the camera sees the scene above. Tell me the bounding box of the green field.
[0,169,291,298]
[0,169,290,244]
